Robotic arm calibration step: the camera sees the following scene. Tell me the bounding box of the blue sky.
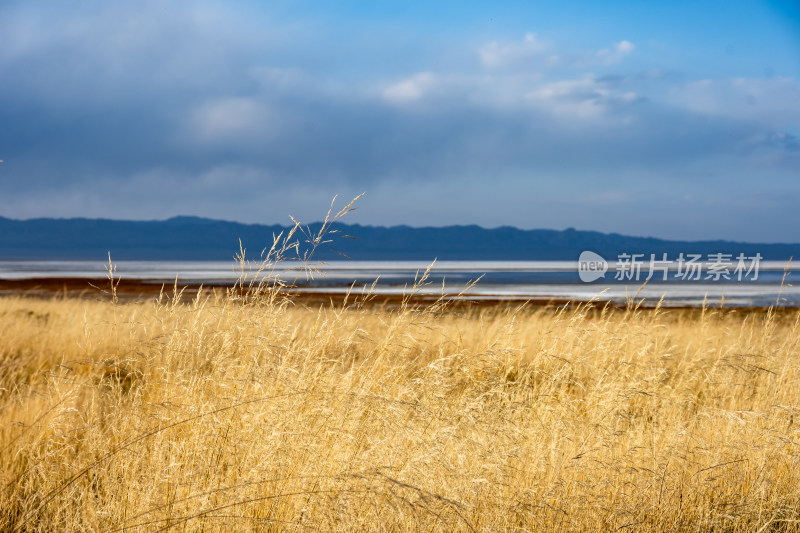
[0,0,798,241]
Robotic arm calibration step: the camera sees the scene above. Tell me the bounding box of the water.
[1,260,798,307]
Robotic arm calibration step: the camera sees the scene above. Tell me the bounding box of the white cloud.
[668,77,800,128]
[595,40,636,65]
[616,40,635,54]
[478,33,550,67]
[189,97,273,143]
[526,75,641,119]
[478,34,635,70]
[382,72,437,103]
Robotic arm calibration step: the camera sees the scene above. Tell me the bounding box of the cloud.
[0,2,267,100]
[667,77,800,129]
[765,132,799,152]
[478,33,550,67]
[595,40,636,64]
[188,98,274,144]
[525,75,642,119]
[382,72,437,102]
[0,1,798,240]
[479,35,636,70]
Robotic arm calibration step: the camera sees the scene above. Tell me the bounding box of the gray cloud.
[0,1,798,241]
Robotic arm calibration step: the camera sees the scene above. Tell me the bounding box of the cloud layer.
[0,0,798,241]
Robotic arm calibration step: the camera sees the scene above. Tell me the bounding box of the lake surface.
[1,260,798,308]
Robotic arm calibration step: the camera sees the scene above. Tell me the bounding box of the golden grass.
[1,287,800,531]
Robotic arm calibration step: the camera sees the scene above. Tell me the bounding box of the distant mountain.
[0,216,797,261]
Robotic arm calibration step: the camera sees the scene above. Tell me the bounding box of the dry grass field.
[1,279,800,531]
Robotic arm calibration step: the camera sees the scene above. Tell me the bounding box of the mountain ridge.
[0,216,797,261]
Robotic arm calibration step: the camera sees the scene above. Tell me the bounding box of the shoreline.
[0,276,573,308]
[0,276,794,312]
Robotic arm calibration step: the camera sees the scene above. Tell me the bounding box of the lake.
[0,259,798,307]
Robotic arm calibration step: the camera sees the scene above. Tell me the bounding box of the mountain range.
[0,216,797,261]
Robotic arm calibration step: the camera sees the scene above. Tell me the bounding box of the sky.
[0,0,798,242]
